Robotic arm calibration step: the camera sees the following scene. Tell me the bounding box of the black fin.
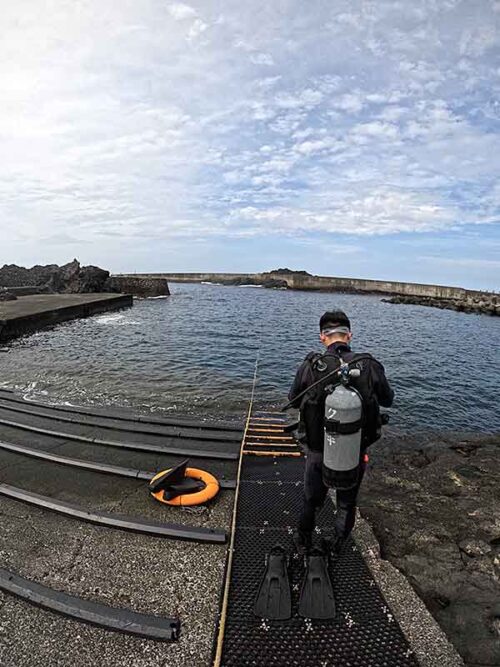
[254,545,291,621]
[149,459,206,500]
[298,548,336,620]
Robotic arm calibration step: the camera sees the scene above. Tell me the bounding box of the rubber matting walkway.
[219,414,419,667]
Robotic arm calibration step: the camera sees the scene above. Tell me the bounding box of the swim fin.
[254,545,291,621]
[298,548,336,620]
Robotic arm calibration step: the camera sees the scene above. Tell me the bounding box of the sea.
[1,282,499,434]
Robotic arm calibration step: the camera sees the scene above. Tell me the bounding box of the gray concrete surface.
[0,293,132,343]
[0,497,229,667]
[0,395,238,667]
[0,468,233,666]
[353,513,464,667]
[0,422,238,484]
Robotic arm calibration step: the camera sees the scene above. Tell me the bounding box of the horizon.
[1,2,499,291]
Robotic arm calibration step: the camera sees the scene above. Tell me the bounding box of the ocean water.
[1,283,499,434]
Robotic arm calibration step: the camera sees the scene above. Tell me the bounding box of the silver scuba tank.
[322,379,363,490]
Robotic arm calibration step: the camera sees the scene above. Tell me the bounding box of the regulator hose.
[281,355,372,412]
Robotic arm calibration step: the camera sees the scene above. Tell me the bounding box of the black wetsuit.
[288,342,394,540]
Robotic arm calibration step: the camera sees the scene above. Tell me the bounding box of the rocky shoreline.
[218,275,288,288]
[0,259,109,295]
[0,260,170,298]
[382,294,499,316]
[360,430,500,667]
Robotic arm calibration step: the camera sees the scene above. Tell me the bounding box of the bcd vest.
[299,351,382,452]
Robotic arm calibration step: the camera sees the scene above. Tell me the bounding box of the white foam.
[93,313,141,325]
[94,313,125,324]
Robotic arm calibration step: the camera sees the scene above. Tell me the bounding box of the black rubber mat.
[220,454,418,666]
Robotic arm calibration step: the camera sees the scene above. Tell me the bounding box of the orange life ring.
[149,467,220,507]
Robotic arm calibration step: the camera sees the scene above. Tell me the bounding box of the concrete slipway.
[0,388,462,666]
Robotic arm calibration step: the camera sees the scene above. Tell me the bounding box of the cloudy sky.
[1,1,499,289]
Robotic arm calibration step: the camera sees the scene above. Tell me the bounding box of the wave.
[94,313,125,324]
[94,313,141,325]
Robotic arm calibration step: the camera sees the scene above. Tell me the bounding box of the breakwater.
[0,293,133,343]
[116,270,494,301]
[107,275,170,298]
[383,293,499,316]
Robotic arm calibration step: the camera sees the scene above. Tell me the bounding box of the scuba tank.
[322,362,363,490]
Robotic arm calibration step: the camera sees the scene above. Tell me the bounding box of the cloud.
[332,93,364,114]
[187,18,208,40]
[293,138,337,155]
[227,187,458,237]
[250,52,274,66]
[167,3,197,20]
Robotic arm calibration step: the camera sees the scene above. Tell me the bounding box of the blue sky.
[1,1,499,290]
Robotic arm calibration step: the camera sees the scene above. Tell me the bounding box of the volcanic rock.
[382,294,498,316]
[360,431,500,666]
[0,260,109,294]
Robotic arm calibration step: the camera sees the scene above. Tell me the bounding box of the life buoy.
[150,467,220,507]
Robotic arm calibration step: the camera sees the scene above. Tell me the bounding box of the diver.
[288,310,394,556]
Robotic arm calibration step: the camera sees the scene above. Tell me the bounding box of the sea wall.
[118,271,489,300]
[107,276,170,298]
[269,272,469,298]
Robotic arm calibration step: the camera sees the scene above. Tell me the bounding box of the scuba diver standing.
[253,310,393,622]
[288,310,394,557]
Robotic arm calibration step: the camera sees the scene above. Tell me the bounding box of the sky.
[1,1,499,290]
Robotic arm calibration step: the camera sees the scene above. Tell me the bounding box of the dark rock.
[458,539,492,558]
[267,268,312,276]
[262,278,288,289]
[0,259,109,294]
[0,263,59,287]
[382,294,499,317]
[67,264,109,293]
[219,277,257,286]
[44,259,81,292]
[360,432,500,666]
[218,276,288,289]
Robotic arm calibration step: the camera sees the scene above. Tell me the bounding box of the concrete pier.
[0,293,133,344]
